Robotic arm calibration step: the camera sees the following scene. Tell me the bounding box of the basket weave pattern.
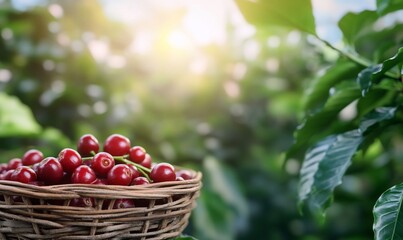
[0,171,202,240]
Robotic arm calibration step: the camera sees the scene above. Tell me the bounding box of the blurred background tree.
[0,0,392,239]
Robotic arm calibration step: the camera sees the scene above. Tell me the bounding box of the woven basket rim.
[0,171,202,199]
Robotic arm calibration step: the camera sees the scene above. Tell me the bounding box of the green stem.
[81,155,152,181]
[113,156,151,174]
[315,36,400,80]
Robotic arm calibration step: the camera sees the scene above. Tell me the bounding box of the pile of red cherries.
[0,134,194,187]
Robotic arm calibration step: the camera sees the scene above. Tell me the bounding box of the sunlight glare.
[182,1,226,45]
[167,30,192,50]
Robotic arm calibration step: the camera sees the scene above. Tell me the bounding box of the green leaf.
[0,92,41,137]
[373,182,403,240]
[299,107,397,215]
[288,81,361,159]
[303,61,361,113]
[193,189,235,240]
[235,0,316,35]
[192,157,249,240]
[338,10,378,45]
[357,65,382,96]
[357,47,403,95]
[377,0,403,16]
[357,86,399,119]
[203,157,249,221]
[372,47,403,80]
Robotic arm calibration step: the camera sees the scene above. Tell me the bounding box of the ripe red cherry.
[22,149,43,166]
[176,176,185,181]
[128,146,146,164]
[93,178,108,185]
[150,163,176,183]
[11,166,37,183]
[113,199,135,209]
[8,158,22,170]
[3,170,14,180]
[176,170,194,180]
[104,134,131,156]
[58,148,82,174]
[0,163,8,173]
[37,157,64,185]
[107,164,132,186]
[127,164,140,180]
[71,165,97,184]
[91,152,115,177]
[131,176,150,185]
[77,134,99,157]
[140,154,152,168]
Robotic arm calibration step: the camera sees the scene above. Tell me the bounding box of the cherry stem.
[113,156,152,182]
[113,156,151,173]
[81,155,152,181]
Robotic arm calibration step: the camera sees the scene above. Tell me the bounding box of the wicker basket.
[0,170,202,240]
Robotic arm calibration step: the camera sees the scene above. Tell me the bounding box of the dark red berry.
[3,169,14,180]
[140,154,152,168]
[176,176,185,181]
[71,165,97,184]
[131,176,150,185]
[8,158,22,170]
[0,163,8,173]
[91,152,115,177]
[176,169,194,180]
[113,199,135,209]
[104,134,131,156]
[37,157,64,185]
[93,178,108,185]
[22,149,43,166]
[83,158,92,167]
[69,197,94,207]
[60,172,72,184]
[128,146,146,164]
[77,134,99,157]
[11,166,37,183]
[150,163,176,183]
[107,164,132,186]
[127,164,140,180]
[58,148,82,174]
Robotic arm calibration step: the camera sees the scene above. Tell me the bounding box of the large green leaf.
[377,0,403,16]
[373,182,403,240]
[357,47,403,95]
[303,61,361,113]
[235,0,316,35]
[299,107,397,214]
[338,10,378,45]
[287,81,361,159]
[0,92,41,137]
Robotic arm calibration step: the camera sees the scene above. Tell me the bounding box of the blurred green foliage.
[2,0,401,239]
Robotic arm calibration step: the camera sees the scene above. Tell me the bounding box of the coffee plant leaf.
[338,10,378,45]
[377,0,403,16]
[373,182,403,240]
[299,107,397,215]
[235,0,316,35]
